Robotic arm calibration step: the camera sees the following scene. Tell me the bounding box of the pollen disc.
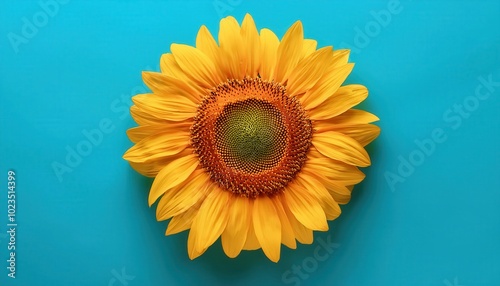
[215,99,287,173]
[190,78,312,198]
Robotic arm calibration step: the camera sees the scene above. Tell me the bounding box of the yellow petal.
[128,149,192,178]
[132,93,197,122]
[242,228,261,250]
[295,50,350,101]
[171,43,222,88]
[282,197,313,244]
[160,53,188,81]
[221,195,251,258]
[302,158,354,204]
[323,109,380,125]
[196,25,219,66]
[284,183,328,231]
[259,28,279,80]
[243,202,261,250]
[219,16,244,79]
[287,47,332,97]
[331,49,350,68]
[160,52,175,74]
[303,156,365,185]
[165,204,198,235]
[302,39,317,57]
[156,171,212,221]
[313,131,371,166]
[253,196,281,262]
[154,177,181,219]
[165,184,209,235]
[275,21,304,84]
[302,63,354,110]
[303,63,354,110]
[148,154,199,206]
[130,105,167,126]
[302,153,358,204]
[142,71,205,103]
[126,121,191,143]
[191,188,230,252]
[316,123,381,147]
[187,226,207,260]
[241,13,261,78]
[127,125,165,144]
[308,84,368,120]
[123,130,189,163]
[271,195,297,249]
[296,174,341,220]
[315,174,352,205]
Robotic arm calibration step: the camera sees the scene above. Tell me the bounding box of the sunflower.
[123,14,379,262]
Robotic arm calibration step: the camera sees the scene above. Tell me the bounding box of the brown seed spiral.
[190,78,312,198]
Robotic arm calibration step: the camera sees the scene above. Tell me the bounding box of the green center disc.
[215,99,287,173]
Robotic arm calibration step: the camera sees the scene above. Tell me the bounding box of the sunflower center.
[191,78,312,198]
[215,99,287,173]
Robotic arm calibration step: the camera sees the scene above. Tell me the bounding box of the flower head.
[124,14,379,262]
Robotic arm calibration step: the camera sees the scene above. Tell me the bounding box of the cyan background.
[1,0,499,285]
